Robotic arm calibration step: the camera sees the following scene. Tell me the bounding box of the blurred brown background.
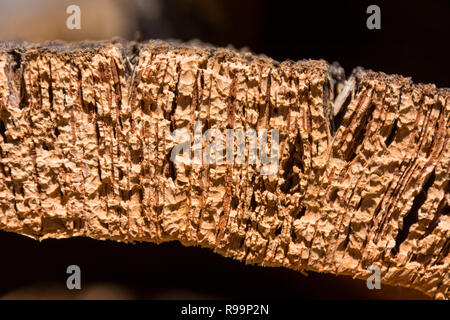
[0,0,448,87]
[1,0,448,299]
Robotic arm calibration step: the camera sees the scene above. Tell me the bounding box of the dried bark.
[0,40,448,299]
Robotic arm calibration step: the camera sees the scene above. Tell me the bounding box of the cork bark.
[0,40,448,299]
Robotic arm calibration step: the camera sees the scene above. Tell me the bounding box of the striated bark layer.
[0,40,448,299]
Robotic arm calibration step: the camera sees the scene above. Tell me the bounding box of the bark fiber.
[0,40,448,299]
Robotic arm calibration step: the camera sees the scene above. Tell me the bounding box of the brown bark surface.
[0,40,448,299]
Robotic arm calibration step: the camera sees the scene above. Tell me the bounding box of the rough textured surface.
[0,40,448,299]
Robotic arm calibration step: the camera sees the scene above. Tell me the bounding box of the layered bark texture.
[0,40,448,299]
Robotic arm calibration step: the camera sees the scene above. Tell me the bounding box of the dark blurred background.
[0,0,448,87]
[0,0,448,299]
